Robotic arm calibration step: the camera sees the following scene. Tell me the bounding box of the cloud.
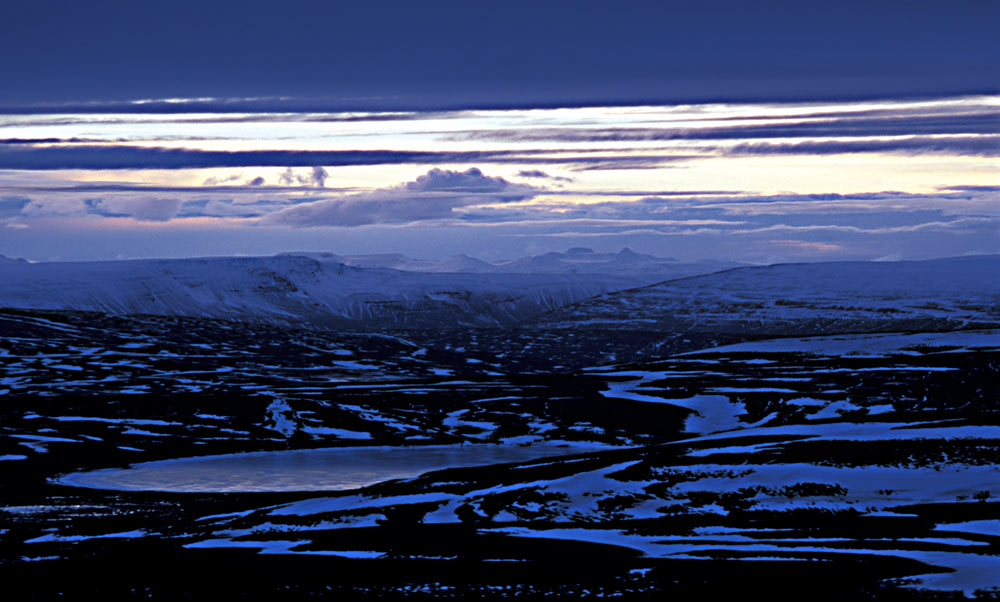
[279,166,329,187]
[201,173,275,187]
[769,239,844,252]
[0,196,30,219]
[517,169,573,182]
[452,111,1000,143]
[175,197,318,218]
[0,98,470,118]
[311,166,329,188]
[0,145,449,170]
[0,137,64,144]
[695,103,999,124]
[725,135,1000,157]
[938,184,1000,193]
[188,199,270,218]
[684,189,1000,217]
[21,198,88,217]
[89,198,182,221]
[0,143,701,170]
[5,182,354,195]
[403,167,509,193]
[570,158,679,171]
[201,173,243,186]
[728,217,1000,235]
[263,167,536,227]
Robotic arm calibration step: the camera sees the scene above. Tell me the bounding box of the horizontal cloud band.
[0,145,707,170]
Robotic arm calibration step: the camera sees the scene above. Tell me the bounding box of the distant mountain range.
[278,247,743,278]
[1,252,997,337]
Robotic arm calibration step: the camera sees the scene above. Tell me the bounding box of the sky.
[0,0,997,263]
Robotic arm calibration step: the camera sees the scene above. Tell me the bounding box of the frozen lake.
[54,444,602,493]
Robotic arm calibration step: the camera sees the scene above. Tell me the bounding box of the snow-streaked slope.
[0,255,646,328]
[528,255,1000,334]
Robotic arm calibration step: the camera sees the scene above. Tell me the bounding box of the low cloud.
[280,166,329,187]
[0,196,30,219]
[177,198,304,218]
[263,167,536,227]
[90,198,182,222]
[517,169,573,182]
[21,198,88,217]
[404,167,510,193]
[202,173,244,186]
[769,239,844,252]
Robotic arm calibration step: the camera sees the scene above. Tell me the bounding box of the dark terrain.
[1,307,999,599]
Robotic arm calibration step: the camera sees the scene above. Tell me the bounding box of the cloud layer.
[264,168,535,226]
[0,95,996,262]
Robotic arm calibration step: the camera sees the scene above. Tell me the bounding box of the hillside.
[0,255,646,329]
[527,255,1000,335]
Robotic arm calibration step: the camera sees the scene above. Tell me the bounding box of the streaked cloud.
[516,169,571,182]
[726,136,1000,157]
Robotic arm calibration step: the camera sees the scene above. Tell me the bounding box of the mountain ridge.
[524,254,1000,337]
[0,255,648,329]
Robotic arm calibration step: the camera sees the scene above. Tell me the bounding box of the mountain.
[279,248,741,280]
[527,255,1000,335]
[0,255,647,329]
[432,254,497,273]
[492,247,742,277]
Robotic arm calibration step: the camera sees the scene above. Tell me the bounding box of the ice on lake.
[54,443,600,493]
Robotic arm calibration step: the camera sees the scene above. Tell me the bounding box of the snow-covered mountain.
[279,248,740,278]
[0,255,647,329]
[5,253,995,336]
[528,255,1000,335]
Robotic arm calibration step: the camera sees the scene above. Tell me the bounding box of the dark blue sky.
[1,0,997,109]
